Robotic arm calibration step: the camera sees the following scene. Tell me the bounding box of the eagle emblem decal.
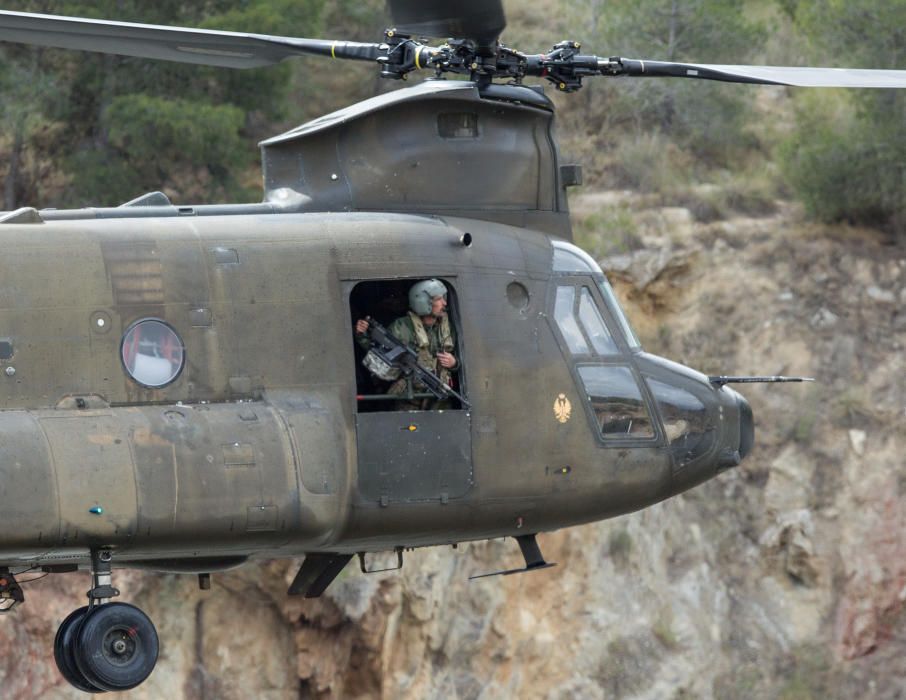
[554,393,572,423]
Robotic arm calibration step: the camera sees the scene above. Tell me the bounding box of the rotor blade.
[615,59,906,88]
[0,10,381,69]
[388,0,505,45]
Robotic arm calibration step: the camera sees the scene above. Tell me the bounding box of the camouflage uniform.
[359,311,457,409]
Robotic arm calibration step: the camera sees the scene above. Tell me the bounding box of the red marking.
[128,626,138,638]
[356,395,364,400]
[0,579,7,587]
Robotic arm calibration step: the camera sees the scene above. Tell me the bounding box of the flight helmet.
[409,279,447,316]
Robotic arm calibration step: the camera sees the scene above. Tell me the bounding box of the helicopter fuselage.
[0,209,749,573]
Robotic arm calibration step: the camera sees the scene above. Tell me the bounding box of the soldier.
[355,279,459,409]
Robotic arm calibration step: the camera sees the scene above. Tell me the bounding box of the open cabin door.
[348,279,473,504]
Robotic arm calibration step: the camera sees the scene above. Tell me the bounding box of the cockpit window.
[578,365,654,438]
[554,284,619,357]
[646,377,713,468]
[578,288,619,355]
[552,240,640,349]
[553,244,599,274]
[554,286,590,354]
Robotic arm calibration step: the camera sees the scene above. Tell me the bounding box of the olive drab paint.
[0,0,848,688]
[0,80,753,562]
[0,156,739,560]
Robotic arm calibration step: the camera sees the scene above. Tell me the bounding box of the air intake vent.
[102,243,164,306]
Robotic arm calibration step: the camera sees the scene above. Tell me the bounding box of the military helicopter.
[0,0,903,693]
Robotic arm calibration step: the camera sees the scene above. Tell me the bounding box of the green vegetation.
[778,0,906,231]
[573,203,642,257]
[0,0,332,207]
[0,0,904,235]
[777,644,834,700]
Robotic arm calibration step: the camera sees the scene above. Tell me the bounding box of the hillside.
[3,193,903,699]
[1,2,905,697]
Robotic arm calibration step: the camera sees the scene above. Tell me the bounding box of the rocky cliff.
[2,196,904,699]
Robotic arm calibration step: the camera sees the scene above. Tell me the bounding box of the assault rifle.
[364,316,470,409]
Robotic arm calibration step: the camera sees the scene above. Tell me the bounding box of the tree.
[558,0,766,181]
[779,0,906,231]
[0,1,327,208]
[0,52,58,209]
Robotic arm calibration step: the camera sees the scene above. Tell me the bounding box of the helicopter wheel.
[73,603,159,692]
[54,606,105,693]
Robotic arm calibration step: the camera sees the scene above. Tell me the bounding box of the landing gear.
[53,550,159,693]
[74,603,159,692]
[54,607,101,694]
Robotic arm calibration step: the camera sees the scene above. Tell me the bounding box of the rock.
[5,195,906,699]
[601,248,692,298]
[866,285,895,303]
[848,429,867,456]
[760,510,821,587]
[810,307,838,329]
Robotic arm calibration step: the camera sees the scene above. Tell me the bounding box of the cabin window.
[577,365,654,438]
[350,279,466,413]
[121,319,185,388]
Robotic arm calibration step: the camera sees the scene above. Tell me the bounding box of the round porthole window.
[121,319,185,388]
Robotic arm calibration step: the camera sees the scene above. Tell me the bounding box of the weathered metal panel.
[129,402,299,543]
[279,397,344,496]
[260,82,569,237]
[39,412,138,545]
[356,411,472,503]
[0,412,58,554]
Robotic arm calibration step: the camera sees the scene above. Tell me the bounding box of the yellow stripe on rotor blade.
[331,41,337,59]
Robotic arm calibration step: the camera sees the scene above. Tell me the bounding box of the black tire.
[74,603,159,692]
[53,606,105,694]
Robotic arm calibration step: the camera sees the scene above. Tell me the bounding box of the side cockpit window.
[551,241,657,444]
[554,286,589,354]
[646,377,712,468]
[552,240,640,350]
[554,285,618,356]
[597,275,640,350]
[578,288,619,355]
[578,366,654,438]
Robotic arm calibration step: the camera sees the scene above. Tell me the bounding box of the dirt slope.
[2,195,905,699]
